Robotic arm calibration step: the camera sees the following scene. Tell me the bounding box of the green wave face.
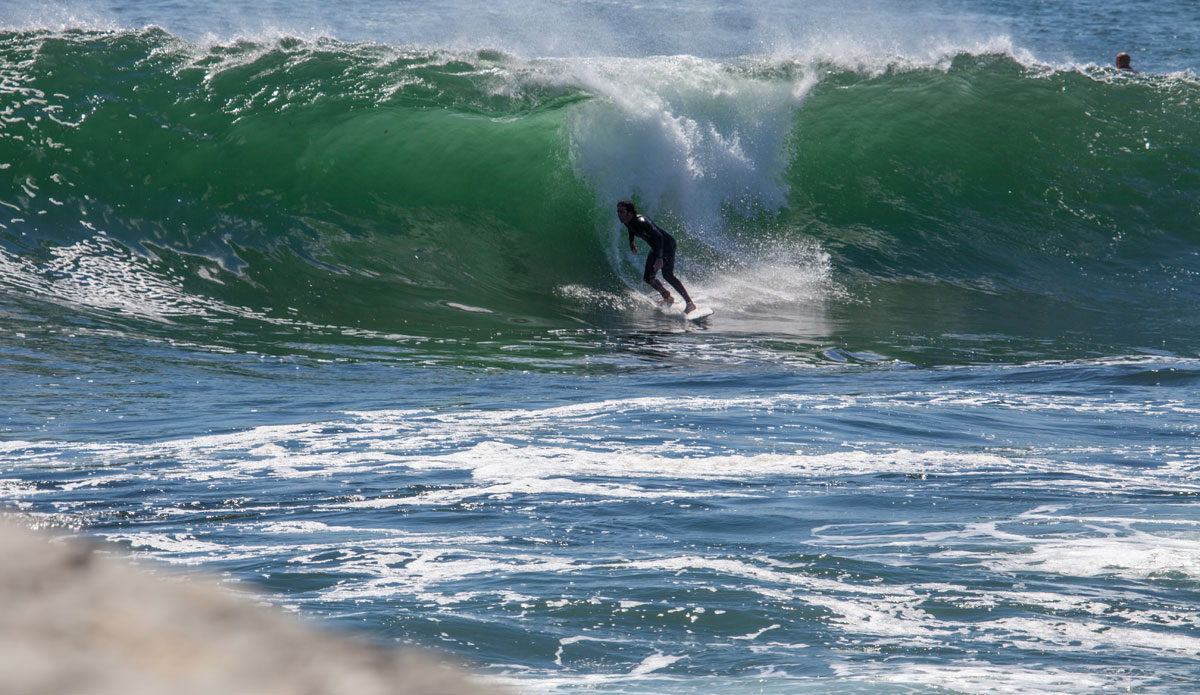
[788,56,1199,284]
[1,30,606,335]
[3,29,1198,348]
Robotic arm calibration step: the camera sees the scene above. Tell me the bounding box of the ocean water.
[3,1,1199,693]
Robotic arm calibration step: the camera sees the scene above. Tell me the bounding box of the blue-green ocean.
[3,1,1199,692]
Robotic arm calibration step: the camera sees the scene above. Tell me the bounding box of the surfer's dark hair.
[617,199,636,214]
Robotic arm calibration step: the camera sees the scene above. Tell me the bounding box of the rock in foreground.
[0,521,505,695]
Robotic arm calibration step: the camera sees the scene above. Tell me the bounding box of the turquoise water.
[3,1,1200,693]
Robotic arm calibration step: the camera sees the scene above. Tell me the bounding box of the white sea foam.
[965,516,1200,581]
[5,390,1197,495]
[0,237,230,323]
[564,55,807,233]
[628,652,683,676]
[102,531,262,564]
[834,661,1130,695]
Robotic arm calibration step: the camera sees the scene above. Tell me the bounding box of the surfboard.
[654,299,713,321]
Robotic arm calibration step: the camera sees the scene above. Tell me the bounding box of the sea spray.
[563,55,809,234]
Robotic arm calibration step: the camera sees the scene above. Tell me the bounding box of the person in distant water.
[616,200,697,314]
[1115,52,1137,72]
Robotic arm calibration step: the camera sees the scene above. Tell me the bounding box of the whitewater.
[2,1,1199,693]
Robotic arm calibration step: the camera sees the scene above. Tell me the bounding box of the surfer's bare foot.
[685,302,697,313]
[660,295,674,306]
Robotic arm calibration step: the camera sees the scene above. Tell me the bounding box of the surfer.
[1115,52,1137,72]
[617,200,697,314]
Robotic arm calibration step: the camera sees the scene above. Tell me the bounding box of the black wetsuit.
[624,214,692,303]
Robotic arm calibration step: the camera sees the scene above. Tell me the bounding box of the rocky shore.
[0,520,505,695]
